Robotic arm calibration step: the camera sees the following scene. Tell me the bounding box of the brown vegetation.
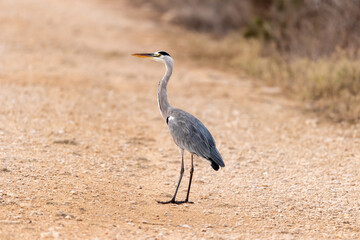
[131,0,360,122]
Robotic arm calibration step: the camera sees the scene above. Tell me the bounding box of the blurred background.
[129,0,360,122]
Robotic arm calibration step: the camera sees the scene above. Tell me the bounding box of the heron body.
[133,51,225,204]
[167,108,224,171]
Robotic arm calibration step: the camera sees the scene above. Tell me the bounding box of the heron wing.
[166,109,225,168]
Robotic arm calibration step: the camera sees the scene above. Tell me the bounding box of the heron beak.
[132,53,154,58]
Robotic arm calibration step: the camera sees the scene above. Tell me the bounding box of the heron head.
[132,51,172,63]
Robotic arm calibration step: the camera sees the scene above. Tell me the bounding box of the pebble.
[56,212,75,219]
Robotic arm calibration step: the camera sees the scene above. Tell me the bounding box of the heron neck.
[158,60,173,119]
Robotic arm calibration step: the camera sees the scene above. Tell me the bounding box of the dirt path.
[0,0,359,239]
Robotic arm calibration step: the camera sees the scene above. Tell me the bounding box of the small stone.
[56,211,74,219]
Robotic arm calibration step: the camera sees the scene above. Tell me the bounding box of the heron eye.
[154,53,161,57]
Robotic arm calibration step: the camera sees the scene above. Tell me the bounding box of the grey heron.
[132,51,225,204]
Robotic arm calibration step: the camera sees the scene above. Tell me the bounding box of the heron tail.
[211,161,220,171]
[208,147,225,171]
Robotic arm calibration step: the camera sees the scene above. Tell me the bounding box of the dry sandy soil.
[0,0,360,239]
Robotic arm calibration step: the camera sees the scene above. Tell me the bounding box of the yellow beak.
[132,53,154,58]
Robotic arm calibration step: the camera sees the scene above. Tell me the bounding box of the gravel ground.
[0,0,360,239]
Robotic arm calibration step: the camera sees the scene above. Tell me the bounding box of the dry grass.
[174,34,360,122]
[129,0,360,122]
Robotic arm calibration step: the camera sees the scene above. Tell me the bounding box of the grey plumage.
[132,50,225,204]
[167,108,225,171]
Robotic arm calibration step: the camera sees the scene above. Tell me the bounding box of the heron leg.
[158,149,184,204]
[184,154,194,203]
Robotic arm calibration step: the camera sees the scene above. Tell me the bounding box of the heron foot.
[157,199,194,205]
[183,199,194,204]
[157,199,176,204]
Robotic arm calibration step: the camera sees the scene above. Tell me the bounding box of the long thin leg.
[158,149,184,204]
[185,154,194,203]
